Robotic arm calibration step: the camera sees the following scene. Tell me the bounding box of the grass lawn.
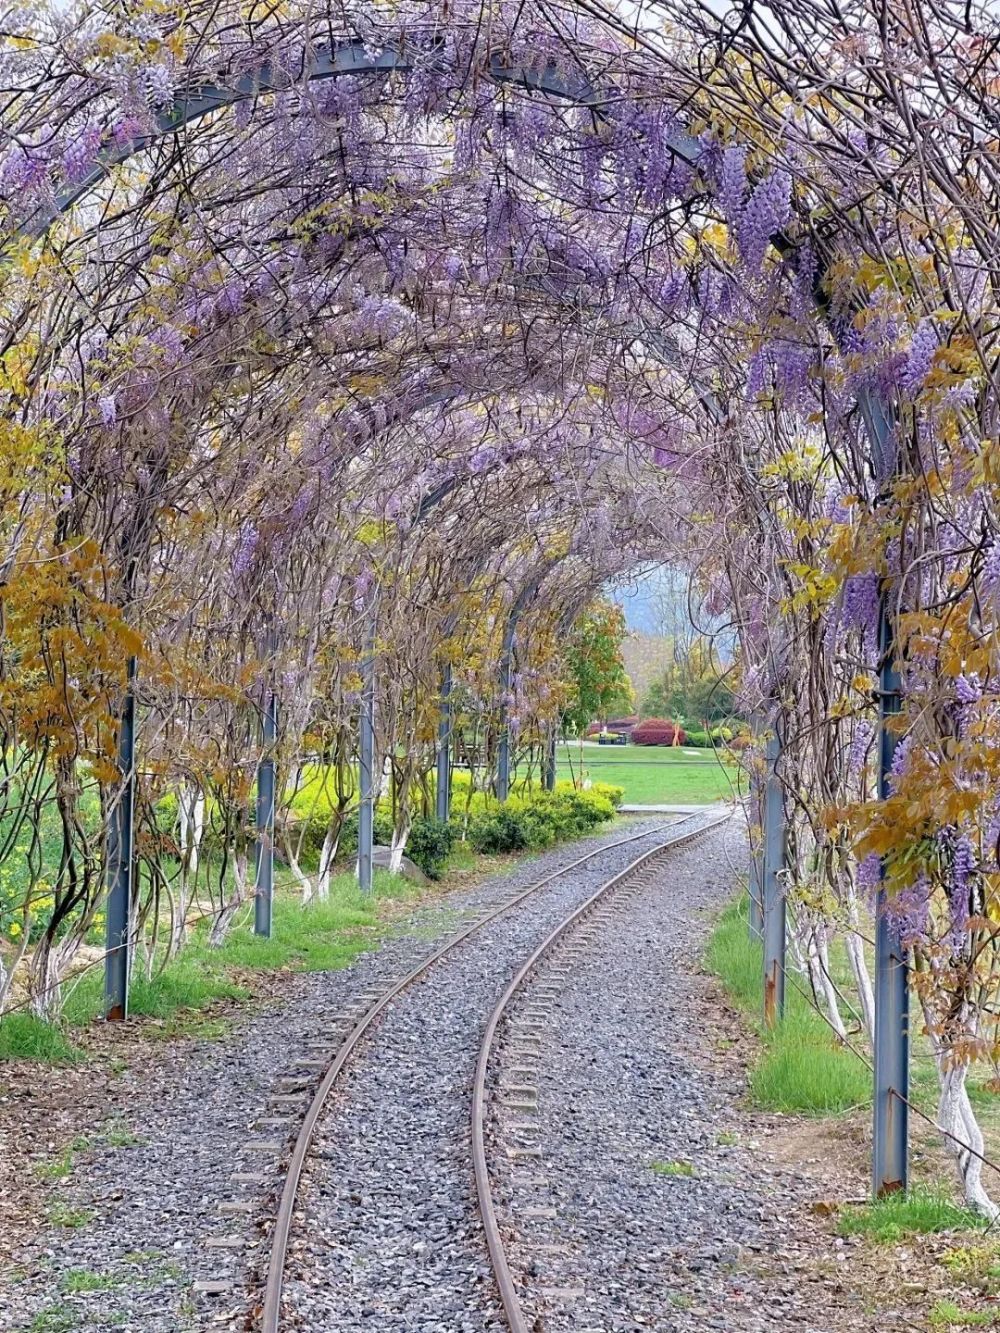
[706,896,871,1114]
[551,742,744,805]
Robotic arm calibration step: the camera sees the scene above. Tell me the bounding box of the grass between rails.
[705,895,870,1114]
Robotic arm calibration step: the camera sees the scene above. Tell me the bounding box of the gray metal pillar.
[358,646,375,894]
[254,687,277,938]
[436,663,452,824]
[762,728,785,1026]
[749,842,764,940]
[542,728,557,792]
[749,779,764,940]
[873,594,908,1196]
[104,656,137,1021]
[496,622,515,802]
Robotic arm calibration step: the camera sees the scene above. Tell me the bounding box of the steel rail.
[258,812,711,1332]
[471,810,731,1333]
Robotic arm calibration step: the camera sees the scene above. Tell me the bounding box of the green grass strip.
[706,896,871,1115]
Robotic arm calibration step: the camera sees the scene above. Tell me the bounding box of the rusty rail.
[258,813,711,1332]
[471,812,731,1332]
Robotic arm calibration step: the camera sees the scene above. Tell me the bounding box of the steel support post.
[254,686,277,938]
[749,770,765,939]
[749,836,764,940]
[436,663,452,824]
[358,646,376,894]
[104,656,137,1021]
[762,728,785,1025]
[542,728,557,792]
[496,622,516,802]
[873,595,908,1196]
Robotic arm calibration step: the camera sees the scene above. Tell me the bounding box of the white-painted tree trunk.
[28,932,83,1019]
[812,928,847,1041]
[844,881,875,1044]
[789,912,846,1040]
[920,994,999,1218]
[208,849,248,947]
[284,841,314,904]
[172,785,206,951]
[938,1059,999,1218]
[389,812,411,874]
[315,823,340,901]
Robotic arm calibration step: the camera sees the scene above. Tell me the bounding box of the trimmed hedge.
[466,784,620,854]
[631,717,687,746]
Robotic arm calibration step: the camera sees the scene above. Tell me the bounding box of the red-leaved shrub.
[631,717,686,746]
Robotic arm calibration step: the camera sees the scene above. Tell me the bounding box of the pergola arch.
[1,0,944,1204]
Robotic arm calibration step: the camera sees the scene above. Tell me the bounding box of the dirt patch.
[692,970,1000,1331]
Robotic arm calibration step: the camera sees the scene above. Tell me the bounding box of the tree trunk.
[316,819,341,901]
[938,1059,999,1218]
[844,881,875,1044]
[812,928,847,1041]
[172,784,205,952]
[207,849,248,947]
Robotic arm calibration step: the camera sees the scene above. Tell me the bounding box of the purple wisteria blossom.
[939,829,974,953]
[884,873,931,947]
[717,144,747,225]
[232,522,258,580]
[856,852,882,900]
[142,63,175,108]
[900,319,938,396]
[61,126,101,184]
[737,169,792,272]
[849,720,875,776]
[841,572,880,658]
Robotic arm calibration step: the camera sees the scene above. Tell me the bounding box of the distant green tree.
[640,643,737,725]
[560,600,634,733]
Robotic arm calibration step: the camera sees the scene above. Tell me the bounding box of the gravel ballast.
[0,816,682,1333]
[279,816,722,1331]
[491,820,868,1332]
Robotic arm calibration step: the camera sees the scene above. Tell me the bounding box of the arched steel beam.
[24,40,701,240]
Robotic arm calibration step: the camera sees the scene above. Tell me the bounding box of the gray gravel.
[490,820,855,1332]
[280,816,722,1331]
[0,815,680,1333]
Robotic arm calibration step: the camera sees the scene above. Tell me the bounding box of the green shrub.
[469,808,531,854]
[406,816,454,879]
[467,785,617,854]
[684,728,711,747]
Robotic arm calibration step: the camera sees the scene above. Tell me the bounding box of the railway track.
[472,812,730,1333]
[260,810,728,1332]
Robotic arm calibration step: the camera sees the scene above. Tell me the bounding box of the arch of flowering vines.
[5,0,1000,1218]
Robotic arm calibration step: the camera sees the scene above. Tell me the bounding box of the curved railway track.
[471,812,730,1333]
[260,810,728,1332]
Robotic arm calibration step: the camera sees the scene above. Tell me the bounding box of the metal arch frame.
[25,40,701,241]
[22,25,905,1196]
